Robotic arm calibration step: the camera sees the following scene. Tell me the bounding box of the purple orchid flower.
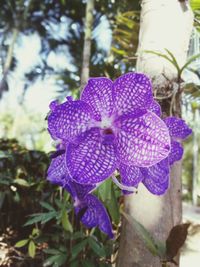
[47,154,113,238]
[120,117,192,195]
[65,181,113,238]
[48,72,171,186]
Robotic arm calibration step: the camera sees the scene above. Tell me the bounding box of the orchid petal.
[80,195,113,238]
[164,117,192,140]
[81,78,113,121]
[115,111,171,167]
[48,99,92,140]
[113,72,153,115]
[47,152,69,186]
[149,100,161,117]
[168,140,183,165]
[67,128,117,184]
[119,164,143,187]
[142,158,170,195]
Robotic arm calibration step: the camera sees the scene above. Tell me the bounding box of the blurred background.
[0,0,199,266]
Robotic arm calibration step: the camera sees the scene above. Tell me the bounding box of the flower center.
[100,117,113,129]
[103,128,114,135]
[100,116,115,135]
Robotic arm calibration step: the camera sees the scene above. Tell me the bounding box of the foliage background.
[0,0,200,266]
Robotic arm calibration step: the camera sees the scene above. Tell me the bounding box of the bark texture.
[0,28,18,98]
[117,1,193,266]
[192,108,199,205]
[80,0,94,89]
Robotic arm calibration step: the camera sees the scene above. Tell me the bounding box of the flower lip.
[103,128,114,135]
[93,114,116,135]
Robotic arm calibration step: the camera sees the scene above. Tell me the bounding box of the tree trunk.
[117,1,193,266]
[0,28,19,98]
[192,108,199,206]
[80,0,94,89]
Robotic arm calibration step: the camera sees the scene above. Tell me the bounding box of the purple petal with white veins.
[113,72,153,115]
[115,111,171,167]
[119,164,143,187]
[168,140,183,165]
[81,78,113,121]
[164,117,192,140]
[143,177,169,195]
[141,158,169,184]
[67,128,117,184]
[64,180,96,200]
[149,100,161,117]
[48,99,92,141]
[78,194,113,238]
[47,153,70,186]
[142,158,169,195]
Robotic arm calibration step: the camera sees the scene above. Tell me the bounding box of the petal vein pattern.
[48,100,92,140]
[47,153,70,186]
[67,128,117,184]
[81,78,113,120]
[119,164,143,187]
[164,117,192,140]
[113,72,153,115]
[168,140,184,165]
[142,158,170,195]
[79,195,113,238]
[115,111,171,166]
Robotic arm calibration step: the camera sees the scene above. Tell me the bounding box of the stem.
[111,175,136,192]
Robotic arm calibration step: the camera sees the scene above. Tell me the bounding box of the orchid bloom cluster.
[47,72,192,238]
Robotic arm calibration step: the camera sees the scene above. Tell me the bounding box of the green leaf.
[14,178,29,187]
[145,50,176,69]
[106,183,120,224]
[28,240,36,258]
[61,210,73,232]
[71,239,87,259]
[155,240,166,259]
[60,0,66,5]
[98,179,112,201]
[44,254,67,267]
[32,227,40,238]
[24,211,57,226]
[44,248,61,255]
[54,198,63,209]
[43,248,60,255]
[82,260,94,267]
[40,201,55,211]
[70,260,79,267]
[87,237,106,257]
[15,239,29,248]
[191,0,200,10]
[122,211,160,256]
[53,254,67,267]
[111,47,126,56]
[71,231,85,240]
[24,214,45,226]
[180,53,200,75]
[165,49,180,74]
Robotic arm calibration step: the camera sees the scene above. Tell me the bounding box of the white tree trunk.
[192,108,199,206]
[136,0,193,86]
[117,1,193,266]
